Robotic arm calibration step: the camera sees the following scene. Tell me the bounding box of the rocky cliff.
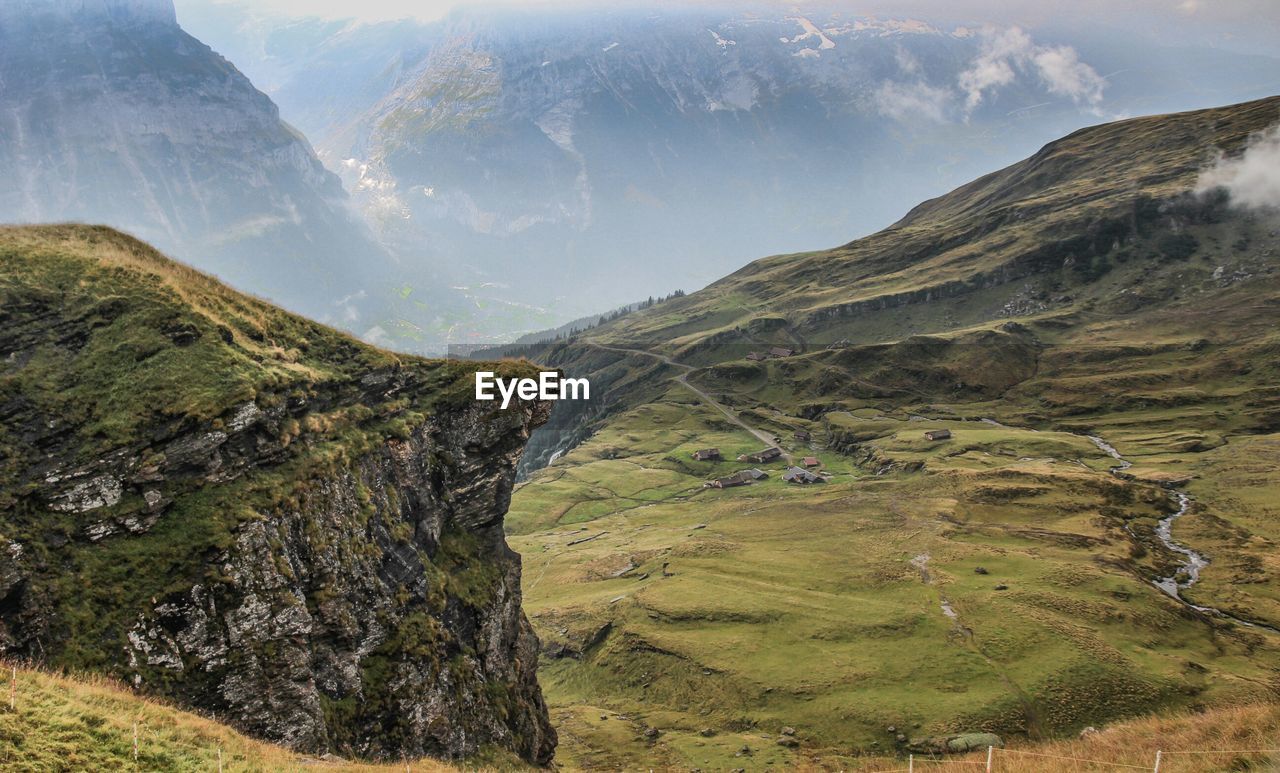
[0,225,556,763]
[0,0,467,349]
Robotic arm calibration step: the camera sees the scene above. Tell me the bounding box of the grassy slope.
[0,223,511,454]
[507,97,1280,768]
[2,661,1271,772]
[0,663,464,771]
[593,96,1280,352]
[0,225,544,669]
[0,225,554,763]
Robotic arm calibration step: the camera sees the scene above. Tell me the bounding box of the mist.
[1198,125,1280,209]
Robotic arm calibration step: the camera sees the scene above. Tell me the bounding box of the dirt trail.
[587,342,791,460]
[911,552,1046,738]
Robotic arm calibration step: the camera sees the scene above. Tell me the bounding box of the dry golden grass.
[0,661,459,772]
[0,223,360,377]
[836,703,1280,772]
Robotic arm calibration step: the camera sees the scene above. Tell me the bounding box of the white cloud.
[875,25,1103,125]
[894,45,922,74]
[1032,45,1105,105]
[958,26,1105,113]
[1196,124,1280,209]
[873,80,953,123]
[958,26,1028,111]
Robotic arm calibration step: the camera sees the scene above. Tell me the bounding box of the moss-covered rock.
[0,226,556,764]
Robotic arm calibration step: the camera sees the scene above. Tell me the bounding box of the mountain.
[0,0,474,350]
[499,97,1280,767]
[180,3,1280,329]
[0,225,555,763]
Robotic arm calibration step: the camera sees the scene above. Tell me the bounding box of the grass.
[503,98,1280,768]
[509,383,1280,769]
[838,703,1280,771]
[4,658,1270,771]
[0,224,551,761]
[0,662,463,772]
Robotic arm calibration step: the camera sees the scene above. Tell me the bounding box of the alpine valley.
[0,1,1279,771]
[494,96,1280,769]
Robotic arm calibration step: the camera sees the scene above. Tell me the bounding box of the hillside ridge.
[0,225,556,763]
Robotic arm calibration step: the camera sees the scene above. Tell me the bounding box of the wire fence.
[861,745,1280,773]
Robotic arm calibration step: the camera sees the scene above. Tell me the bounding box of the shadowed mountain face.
[0,0,461,348]
[181,3,1280,329]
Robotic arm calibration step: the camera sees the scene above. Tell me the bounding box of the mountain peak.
[0,0,177,26]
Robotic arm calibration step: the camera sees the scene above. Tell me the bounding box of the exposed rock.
[909,732,1004,754]
[48,474,122,513]
[0,234,558,765]
[947,732,1003,753]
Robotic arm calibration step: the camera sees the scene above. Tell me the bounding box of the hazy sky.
[178,0,1280,25]
[177,0,1280,56]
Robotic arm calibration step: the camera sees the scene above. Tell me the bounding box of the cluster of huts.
[782,466,821,484]
[690,427,952,491]
[694,443,829,488]
[745,347,795,361]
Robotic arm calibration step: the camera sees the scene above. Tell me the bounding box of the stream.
[1086,435,1275,631]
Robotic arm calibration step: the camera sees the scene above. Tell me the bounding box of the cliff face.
[0,226,556,763]
[0,0,414,341]
[0,1,177,25]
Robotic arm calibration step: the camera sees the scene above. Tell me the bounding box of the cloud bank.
[873,25,1106,124]
[1196,125,1280,209]
[959,26,1105,112]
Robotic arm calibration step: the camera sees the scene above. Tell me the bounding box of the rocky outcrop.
[1,373,557,763]
[0,227,556,764]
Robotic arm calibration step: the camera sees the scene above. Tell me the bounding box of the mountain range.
[180,2,1280,329]
[0,1,424,338]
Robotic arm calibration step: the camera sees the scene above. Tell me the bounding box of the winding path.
[587,342,791,460]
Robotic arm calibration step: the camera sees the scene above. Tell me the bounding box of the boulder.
[946,733,1004,753]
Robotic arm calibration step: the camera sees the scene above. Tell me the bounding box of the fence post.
[1153,750,1162,772]
[986,744,994,772]
[217,746,223,773]
[132,721,139,761]
[908,753,914,772]
[8,666,14,711]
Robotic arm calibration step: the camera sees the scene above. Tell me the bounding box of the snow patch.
[781,16,836,53]
[708,29,736,48]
